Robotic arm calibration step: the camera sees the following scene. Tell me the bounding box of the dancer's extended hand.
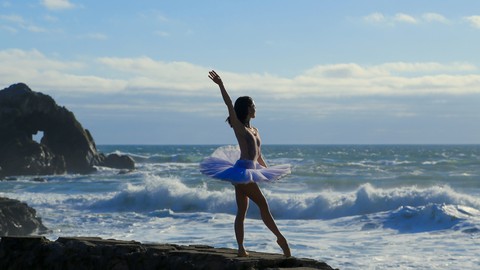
[208,70,223,85]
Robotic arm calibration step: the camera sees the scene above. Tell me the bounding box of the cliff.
[0,236,337,270]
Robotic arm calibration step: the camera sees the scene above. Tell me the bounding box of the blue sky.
[1,0,480,144]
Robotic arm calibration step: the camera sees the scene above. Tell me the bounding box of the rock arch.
[0,83,134,178]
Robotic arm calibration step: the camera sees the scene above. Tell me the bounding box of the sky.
[1,0,480,145]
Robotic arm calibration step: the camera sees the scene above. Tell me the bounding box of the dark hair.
[226,96,253,127]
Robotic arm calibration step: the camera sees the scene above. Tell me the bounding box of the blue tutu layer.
[199,146,291,184]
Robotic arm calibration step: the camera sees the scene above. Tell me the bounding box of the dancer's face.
[248,101,256,119]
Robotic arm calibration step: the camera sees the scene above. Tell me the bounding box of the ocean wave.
[5,173,480,236]
[88,174,480,225]
[381,204,480,233]
[90,174,236,213]
[267,183,480,220]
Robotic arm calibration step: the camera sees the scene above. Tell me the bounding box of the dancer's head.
[226,96,255,127]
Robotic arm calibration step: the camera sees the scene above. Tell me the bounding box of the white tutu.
[199,145,291,184]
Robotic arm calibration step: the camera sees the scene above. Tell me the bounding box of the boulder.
[0,197,48,236]
[102,153,135,170]
[0,83,134,177]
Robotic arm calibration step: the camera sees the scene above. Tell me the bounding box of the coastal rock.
[102,153,135,170]
[0,197,48,236]
[0,83,135,177]
[0,236,337,270]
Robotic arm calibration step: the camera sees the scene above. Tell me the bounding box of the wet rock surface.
[0,236,337,270]
[0,197,48,236]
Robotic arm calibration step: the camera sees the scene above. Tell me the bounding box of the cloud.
[364,12,450,26]
[422,13,449,23]
[23,24,47,33]
[138,9,169,23]
[1,49,480,99]
[0,25,16,33]
[393,13,417,24]
[0,49,124,93]
[43,14,59,22]
[464,16,480,29]
[41,0,76,10]
[83,57,480,97]
[0,13,48,33]
[1,48,480,125]
[296,63,480,96]
[154,30,170,37]
[0,14,24,24]
[377,62,476,73]
[363,12,385,23]
[97,56,210,93]
[79,33,108,40]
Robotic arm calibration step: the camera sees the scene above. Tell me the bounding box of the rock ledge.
[0,236,337,270]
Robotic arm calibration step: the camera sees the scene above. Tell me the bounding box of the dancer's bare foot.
[238,247,249,257]
[277,237,291,257]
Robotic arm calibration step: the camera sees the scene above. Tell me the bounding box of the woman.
[200,70,291,257]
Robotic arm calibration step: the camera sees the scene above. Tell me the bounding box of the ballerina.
[200,70,291,257]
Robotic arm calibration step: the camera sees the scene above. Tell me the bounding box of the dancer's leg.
[234,185,249,257]
[235,183,291,257]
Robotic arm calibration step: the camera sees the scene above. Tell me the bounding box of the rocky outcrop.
[0,236,337,270]
[0,197,48,236]
[0,83,134,178]
[102,153,136,170]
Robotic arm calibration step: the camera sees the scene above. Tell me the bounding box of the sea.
[1,144,480,270]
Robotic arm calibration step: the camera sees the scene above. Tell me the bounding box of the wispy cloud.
[364,12,385,23]
[464,15,480,29]
[364,12,449,26]
[0,13,47,33]
[24,24,47,33]
[154,30,170,37]
[138,9,169,22]
[0,14,25,24]
[43,14,59,22]
[0,25,16,33]
[422,13,449,23]
[393,13,417,24]
[79,33,108,40]
[41,0,76,10]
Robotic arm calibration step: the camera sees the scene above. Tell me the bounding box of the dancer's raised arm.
[208,70,241,128]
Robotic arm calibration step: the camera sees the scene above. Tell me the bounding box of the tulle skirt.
[199,145,291,184]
